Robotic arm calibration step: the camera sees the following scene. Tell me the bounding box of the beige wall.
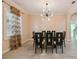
[66,1,77,41]
[2,0,30,54]
[2,1,10,54]
[21,14,31,44]
[28,15,67,38]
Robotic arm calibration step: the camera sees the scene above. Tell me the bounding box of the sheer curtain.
[7,6,22,50]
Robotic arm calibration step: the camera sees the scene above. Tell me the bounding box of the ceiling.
[12,0,75,15]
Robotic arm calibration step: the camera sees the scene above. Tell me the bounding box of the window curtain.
[9,6,21,50]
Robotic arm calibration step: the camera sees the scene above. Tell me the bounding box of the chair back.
[46,32,52,45]
[56,32,63,45]
[34,32,43,47]
[63,31,66,40]
[32,31,35,38]
[42,31,46,37]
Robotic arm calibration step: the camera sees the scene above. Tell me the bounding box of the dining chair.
[42,31,46,48]
[52,31,56,49]
[52,31,56,42]
[63,31,66,47]
[32,31,35,47]
[45,32,53,53]
[34,32,43,53]
[52,31,56,37]
[55,32,64,53]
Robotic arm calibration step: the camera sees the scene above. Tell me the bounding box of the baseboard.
[21,39,28,44]
[2,40,27,55]
[2,39,32,55]
[22,38,32,45]
[2,48,10,55]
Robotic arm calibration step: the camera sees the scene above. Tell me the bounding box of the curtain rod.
[2,0,24,14]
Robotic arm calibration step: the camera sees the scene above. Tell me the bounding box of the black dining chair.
[55,32,64,53]
[47,31,51,33]
[32,31,35,47]
[63,31,66,47]
[52,31,56,49]
[32,31,35,40]
[45,31,53,53]
[34,32,43,53]
[52,31,56,41]
[42,31,46,37]
[52,31,56,37]
[42,31,46,48]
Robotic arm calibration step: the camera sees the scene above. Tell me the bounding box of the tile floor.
[3,40,77,59]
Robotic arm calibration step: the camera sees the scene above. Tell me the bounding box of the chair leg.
[41,46,43,53]
[61,45,63,53]
[35,46,36,53]
[62,46,63,53]
[52,45,53,53]
[46,46,47,53]
[64,40,66,47]
[56,45,57,53]
[33,42,35,47]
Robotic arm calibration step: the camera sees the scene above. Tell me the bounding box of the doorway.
[70,13,77,46]
[71,23,77,40]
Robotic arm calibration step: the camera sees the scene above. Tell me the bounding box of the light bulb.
[41,14,43,16]
[43,9,45,12]
[51,14,53,16]
[42,19,44,21]
[48,18,50,21]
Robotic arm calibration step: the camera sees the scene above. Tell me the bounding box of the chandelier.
[41,1,53,21]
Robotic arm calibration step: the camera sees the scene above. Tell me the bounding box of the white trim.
[2,39,32,55]
[66,39,71,42]
[21,39,32,44]
[2,48,10,55]
[21,39,28,44]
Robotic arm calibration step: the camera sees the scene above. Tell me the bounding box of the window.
[7,12,21,36]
